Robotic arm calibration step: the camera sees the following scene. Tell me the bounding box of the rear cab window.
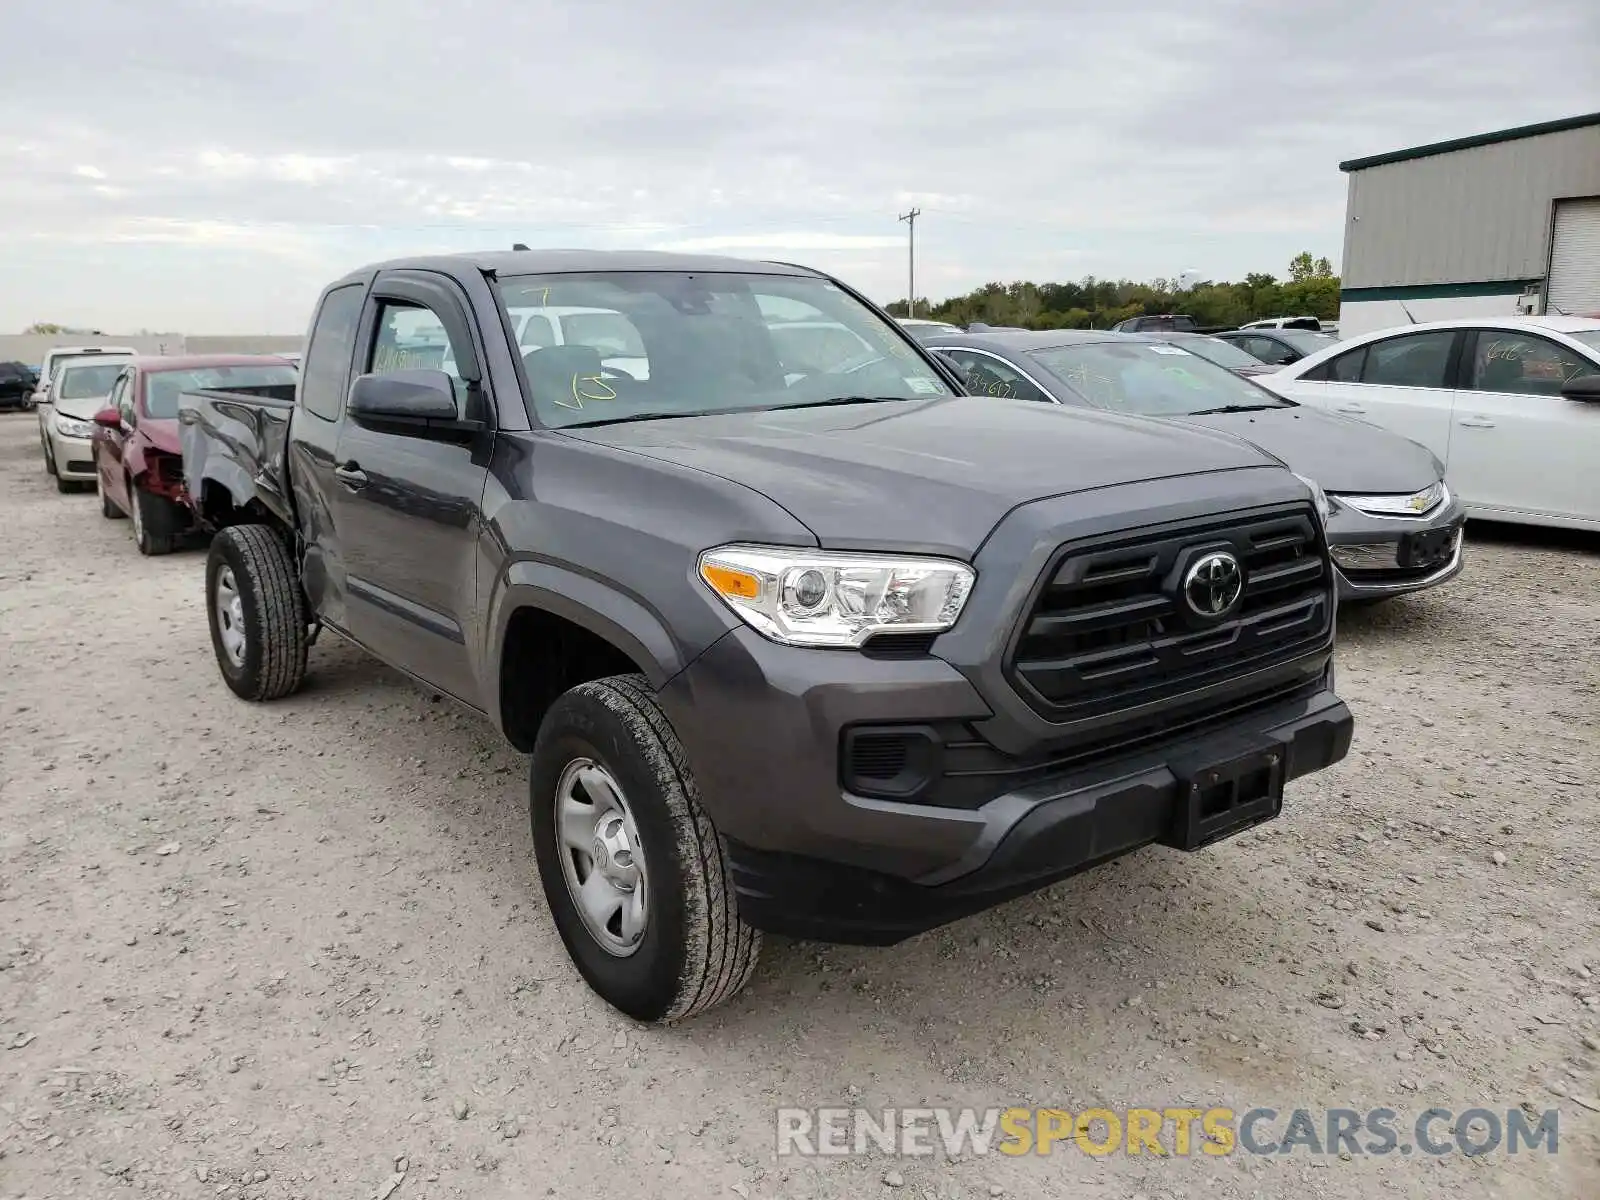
[299,284,366,421]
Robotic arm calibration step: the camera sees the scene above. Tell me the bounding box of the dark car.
[1159,332,1283,378]
[178,249,1353,1022]
[0,361,39,409]
[1215,328,1341,367]
[90,355,299,554]
[921,330,1464,604]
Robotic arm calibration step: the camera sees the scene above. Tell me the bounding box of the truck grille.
[1007,505,1332,720]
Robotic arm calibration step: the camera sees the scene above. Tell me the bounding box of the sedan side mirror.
[93,407,122,429]
[347,369,482,442]
[1559,373,1600,403]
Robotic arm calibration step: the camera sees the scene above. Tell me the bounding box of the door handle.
[1458,417,1495,428]
[1334,404,1366,415]
[334,462,369,488]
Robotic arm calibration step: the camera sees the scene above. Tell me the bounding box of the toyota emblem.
[1183,551,1244,617]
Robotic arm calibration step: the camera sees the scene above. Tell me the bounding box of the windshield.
[1030,341,1293,416]
[1278,330,1340,354]
[1565,330,1600,357]
[1163,337,1264,370]
[145,363,299,418]
[57,363,125,400]
[495,271,949,427]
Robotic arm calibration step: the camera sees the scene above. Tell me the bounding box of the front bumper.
[1325,492,1465,601]
[661,625,1352,945]
[47,427,97,480]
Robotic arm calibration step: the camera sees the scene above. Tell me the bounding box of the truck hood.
[563,397,1278,557]
[1171,405,1441,494]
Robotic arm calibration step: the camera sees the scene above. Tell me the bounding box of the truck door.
[287,281,367,632]
[329,272,495,708]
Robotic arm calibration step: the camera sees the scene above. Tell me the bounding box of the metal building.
[1337,111,1600,336]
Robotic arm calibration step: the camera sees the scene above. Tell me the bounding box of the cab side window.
[299,283,365,422]
[370,301,468,404]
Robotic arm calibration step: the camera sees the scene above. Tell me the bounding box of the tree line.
[887,252,1339,330]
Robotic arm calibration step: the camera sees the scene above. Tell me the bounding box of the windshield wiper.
[562,409,710,429]
[762,395,915,412]
[1186,403,1285,415]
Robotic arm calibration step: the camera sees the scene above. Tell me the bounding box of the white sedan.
[1264,316,1600,530]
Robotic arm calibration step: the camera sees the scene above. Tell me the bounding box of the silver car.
[38,358,131,491]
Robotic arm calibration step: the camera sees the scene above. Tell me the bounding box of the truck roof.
[334,248,826,285]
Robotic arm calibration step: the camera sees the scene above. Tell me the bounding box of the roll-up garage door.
[1546,197,1600,315]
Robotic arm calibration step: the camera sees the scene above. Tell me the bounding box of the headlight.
[1332,480,1447,518]
[54,413,95,438]
[697,544,975,648]
[1291,473,1335,524]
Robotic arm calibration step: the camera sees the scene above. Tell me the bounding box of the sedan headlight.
[54,413,95,438]
[1332,480,1447,519]
[698,545,975,648]
[1291,473,1335,524]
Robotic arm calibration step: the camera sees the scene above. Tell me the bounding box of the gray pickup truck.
[180,249,1353,1022]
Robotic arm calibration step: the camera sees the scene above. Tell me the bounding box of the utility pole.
[898,208,921,318]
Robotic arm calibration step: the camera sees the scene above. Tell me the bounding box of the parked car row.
[1264,315,1600,531]
[29,351,299,547]
[916,328,1465,604]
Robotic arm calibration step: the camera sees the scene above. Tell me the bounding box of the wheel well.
[201,480,280,532]
[500,608,644,752]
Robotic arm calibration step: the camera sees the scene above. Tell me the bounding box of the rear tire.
[205,524,309,701]
[130,480,179,554]
[530,674,761,1023]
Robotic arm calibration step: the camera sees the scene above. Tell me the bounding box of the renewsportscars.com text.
[775,1105,1560,1159]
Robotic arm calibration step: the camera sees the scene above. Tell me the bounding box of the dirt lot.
[1,409,1597,1200]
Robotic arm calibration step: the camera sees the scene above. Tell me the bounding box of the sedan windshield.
[1565,330,1600,357]
[57,363,125,400]
[495,271,949,428]
[1163,336,1265,370]
[1277,330,1341,354]
[1030,341,1293,416]
[145,363,299,418]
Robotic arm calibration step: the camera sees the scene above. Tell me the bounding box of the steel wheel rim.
[554,757,648,957]
[215,566,247,667]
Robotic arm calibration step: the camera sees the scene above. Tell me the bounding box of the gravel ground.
[1,409,1597,1200]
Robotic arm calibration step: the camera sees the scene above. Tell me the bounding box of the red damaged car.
[92,355,300,554]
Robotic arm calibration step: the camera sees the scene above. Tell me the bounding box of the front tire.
[530,674,761,1022]
[205,524,309,701]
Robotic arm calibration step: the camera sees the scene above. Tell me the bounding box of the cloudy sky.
[2,0,1596,334]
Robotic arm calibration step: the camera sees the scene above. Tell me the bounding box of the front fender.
[492,559,682,685]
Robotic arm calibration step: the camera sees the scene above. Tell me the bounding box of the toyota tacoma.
[180,249,1354,1022]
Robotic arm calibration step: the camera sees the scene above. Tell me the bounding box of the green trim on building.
[1339,111,1600,173]
[1340,279,1541,303]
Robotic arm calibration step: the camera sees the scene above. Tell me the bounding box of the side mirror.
[1559,374,1600,403]
[93,407,122,429]
[348,369,480,441]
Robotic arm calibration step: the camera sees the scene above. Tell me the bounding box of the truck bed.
[177,385,298,528]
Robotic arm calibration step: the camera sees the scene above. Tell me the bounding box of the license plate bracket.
[1400,523,1458,569]
[1167,744,1286,851]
